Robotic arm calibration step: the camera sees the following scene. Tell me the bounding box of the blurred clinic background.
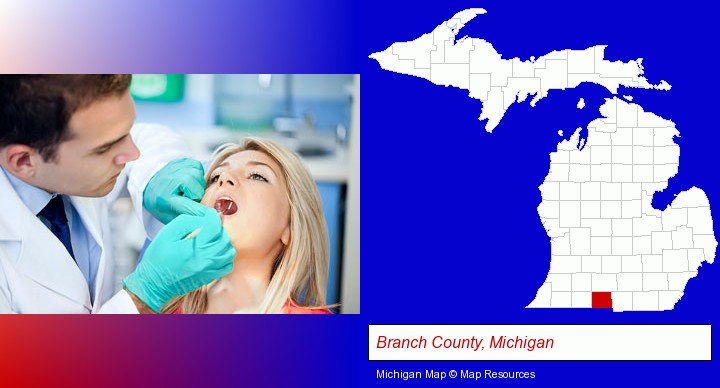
[111,74,360,313]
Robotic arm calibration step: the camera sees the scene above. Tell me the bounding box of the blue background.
[365,0,720,322]
[363,0,718,385]
[0,0,716,386]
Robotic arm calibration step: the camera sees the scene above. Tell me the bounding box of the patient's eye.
[250,172,268,182]
[208,173,220,184]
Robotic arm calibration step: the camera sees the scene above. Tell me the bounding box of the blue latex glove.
[123,207,235,312]
[143,158,207,224]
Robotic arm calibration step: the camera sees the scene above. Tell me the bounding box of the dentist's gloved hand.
[143,158,207,224]
[123,206,235,313]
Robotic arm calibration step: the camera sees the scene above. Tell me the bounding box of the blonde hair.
[162,137,330,314]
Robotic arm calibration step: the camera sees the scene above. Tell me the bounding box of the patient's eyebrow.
[207,162,229,178]
[247,160,279,177]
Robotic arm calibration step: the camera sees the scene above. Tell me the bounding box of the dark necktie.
[37,195,75,262]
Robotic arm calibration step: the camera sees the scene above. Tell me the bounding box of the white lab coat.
[0,123,191,313]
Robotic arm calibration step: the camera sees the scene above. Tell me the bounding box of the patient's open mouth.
[214,198,238,216]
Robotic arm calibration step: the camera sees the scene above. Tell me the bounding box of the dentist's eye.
[250,172,268,182]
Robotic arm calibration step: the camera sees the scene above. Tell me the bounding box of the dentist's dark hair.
[0,75,132,162]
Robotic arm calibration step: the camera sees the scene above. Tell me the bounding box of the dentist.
[0,75,235,313]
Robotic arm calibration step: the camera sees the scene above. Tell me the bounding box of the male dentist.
[0,75,235,313]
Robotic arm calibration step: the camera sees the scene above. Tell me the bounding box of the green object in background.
[130,74,185,102]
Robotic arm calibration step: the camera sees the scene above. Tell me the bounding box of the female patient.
[162,138,331,314]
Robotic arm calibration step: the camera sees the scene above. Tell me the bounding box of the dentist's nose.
[113,137,140,165]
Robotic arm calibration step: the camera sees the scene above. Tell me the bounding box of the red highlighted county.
[592,292,613,308]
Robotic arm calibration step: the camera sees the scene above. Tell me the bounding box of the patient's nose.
[218,173,235,187]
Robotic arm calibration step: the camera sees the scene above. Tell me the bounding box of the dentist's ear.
[2,144,38,179]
